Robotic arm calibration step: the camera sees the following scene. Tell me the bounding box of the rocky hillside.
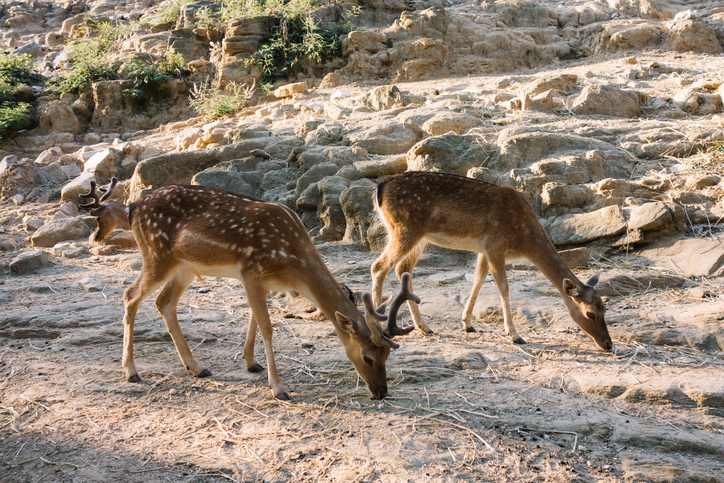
[2,0,724,482]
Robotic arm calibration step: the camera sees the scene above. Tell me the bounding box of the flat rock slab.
[638,234,724,277]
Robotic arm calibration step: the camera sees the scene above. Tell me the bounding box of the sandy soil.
[2,216,724,482]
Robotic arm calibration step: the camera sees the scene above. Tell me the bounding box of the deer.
[370,171,612,352]
[79,177,131,243]
[80,181,420,400]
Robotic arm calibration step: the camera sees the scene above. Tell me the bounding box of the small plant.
[145,0,196,27]
[50,21,124,92]
[121,52,184,99]
[0,52,34,143]
[189,82,254,119]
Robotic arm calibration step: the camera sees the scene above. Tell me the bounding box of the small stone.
[9,250,51,274]
[90,245,116,256]
[24,218,44,232]
[301,340,315,349]
[274,82,308,98]
[79,278,103,292]
[687,287,710,299]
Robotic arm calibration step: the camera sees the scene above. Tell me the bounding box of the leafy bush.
[189,82,253,119]
[121,53,184,99]
[50,22,122,92]
[145,0,196,27]
[0,52,34,142]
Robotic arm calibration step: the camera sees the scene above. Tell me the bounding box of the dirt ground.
[2,51,724,482]
[1,218,724,482]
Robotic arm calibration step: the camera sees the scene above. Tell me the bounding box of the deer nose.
[372,387,388,399]
[604,339,613,352]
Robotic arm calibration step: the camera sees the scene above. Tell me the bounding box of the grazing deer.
[370,171,612,352]
[79,178,131,243]
[82,182,419,399]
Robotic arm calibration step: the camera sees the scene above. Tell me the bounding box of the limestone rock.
[663,19,723,55]
[638,234,724,277]
[407,134,490,175]
[420,112,481,136]
[9,250,51,274]
[571,84,647,117]
[274,82,308,98]
[360,85,407,111]
[38,101,81,135]
[30,218,94,247]
[545,205,628,245]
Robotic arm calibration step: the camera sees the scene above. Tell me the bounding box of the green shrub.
[50,22,123,92]
[0,53,34,142]
[189,82,253,119]
[121,52,184,99]
[145,0,196,27]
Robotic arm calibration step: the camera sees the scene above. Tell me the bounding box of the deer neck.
[524,238,581,296]
[298,268,362,339]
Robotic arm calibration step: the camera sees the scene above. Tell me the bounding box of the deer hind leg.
[243,314,264,373]
[394,243,433,334]
[461,253,489,333]
[371,234,423,308]
[155,270,210,378]
[487,254,526,344]
[122,267,172,382]
[244,282,289,400]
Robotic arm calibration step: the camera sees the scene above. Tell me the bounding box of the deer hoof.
[197,369,212,378]
[248,363,264,373]
[274,391,290,401]
[465,326,477,333]
[513,336,527,345]
[127,374,142,383]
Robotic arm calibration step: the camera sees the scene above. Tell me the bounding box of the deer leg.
[243,314,264,373]
[461,253,489,333]
[394,244,433,334]
[244,283,289,400]
[122,269,171,382]
[371,235,423,307]
[155,270,210,378]
[487,255,526,344]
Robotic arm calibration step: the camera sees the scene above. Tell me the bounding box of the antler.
[383,272,420,338]
[79,177,119,209]
[361,293,399,349]
[79,180,101,208]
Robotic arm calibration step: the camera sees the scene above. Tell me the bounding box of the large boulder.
[663,19,723,55]
[571,84,648,117]
[544,205,628,245]
[31,218,93,247]
[407,134,491,175]
[38,101,81,135]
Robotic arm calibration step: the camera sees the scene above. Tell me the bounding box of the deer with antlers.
[80,180,419,399]
[371,171,612,352]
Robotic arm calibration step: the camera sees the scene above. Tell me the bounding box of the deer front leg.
[487,256,526,344]
[122,271,167,382]
[243,314,264,373]
[461,253,489,333]
[245,283,289,400]
[155,271,210,378]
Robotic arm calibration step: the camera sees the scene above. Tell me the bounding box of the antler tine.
[361,293,399,349]
[384,272,420,338]
[98,177,119,202]
[78,180,101,209]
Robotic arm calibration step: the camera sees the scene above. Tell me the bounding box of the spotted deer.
[81,182,419,399]
[79,178,131,243]
[371,171,612,352]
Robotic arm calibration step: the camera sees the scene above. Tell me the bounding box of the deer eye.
[363,356,373,366]
[586,312,595,319]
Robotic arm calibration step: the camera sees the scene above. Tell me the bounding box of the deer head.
[79,177,130,243]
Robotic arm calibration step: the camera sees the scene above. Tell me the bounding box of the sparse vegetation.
[145,0,196,27]
[121,53,185,99]
[0,53,34,142]
[189,81,254,119]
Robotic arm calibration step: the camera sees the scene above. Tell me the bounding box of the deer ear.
[586,269,602,288]
[562,278,580,298]
[90,205,109,217]
[335,312,360,336]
